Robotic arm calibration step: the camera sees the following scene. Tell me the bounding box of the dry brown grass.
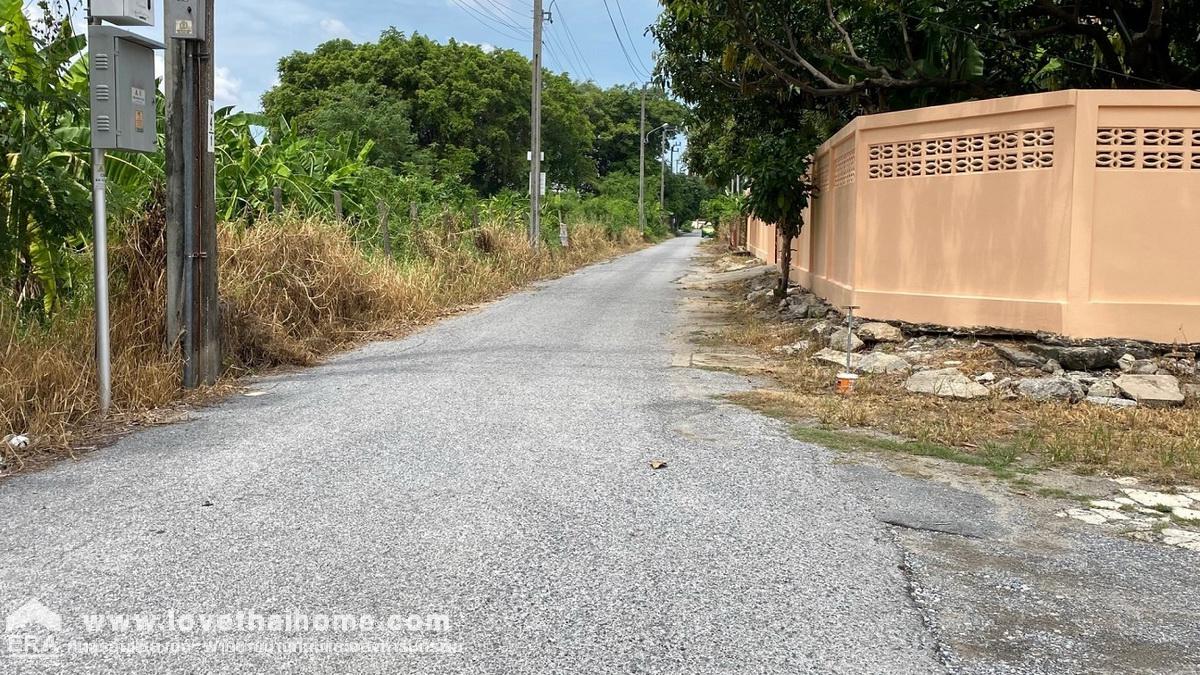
[719,296,1200,483]
[0,207,641,470]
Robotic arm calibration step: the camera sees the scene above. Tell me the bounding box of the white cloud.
[319,18,353,39]
[214,66,243,109]
[463,40,496,53]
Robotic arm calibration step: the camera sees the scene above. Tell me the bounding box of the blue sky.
[79,0,663,112]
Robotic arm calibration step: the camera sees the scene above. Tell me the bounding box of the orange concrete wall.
[744,90,1200,344]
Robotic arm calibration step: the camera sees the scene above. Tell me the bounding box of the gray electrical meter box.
[89,26,165,154]
[90,0,155,27]
[165,0,208,40]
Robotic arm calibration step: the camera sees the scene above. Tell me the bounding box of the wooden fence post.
[334,191,344,221]
[272,186,283,215]
[379,201,391,257]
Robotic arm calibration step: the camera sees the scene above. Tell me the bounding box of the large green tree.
[655,0,1200,296]
[264,32,694,198]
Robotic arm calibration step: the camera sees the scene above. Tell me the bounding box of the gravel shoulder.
[678,247,1200,674]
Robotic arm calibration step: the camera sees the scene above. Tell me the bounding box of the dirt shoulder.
[673,245,1200,674]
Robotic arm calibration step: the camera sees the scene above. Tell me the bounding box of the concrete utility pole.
[659,128,667,217]
[638,84,647,235]
[529,0,545,247]
[166,0,218,389]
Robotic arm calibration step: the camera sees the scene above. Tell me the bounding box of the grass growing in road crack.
[789,425,1020,478]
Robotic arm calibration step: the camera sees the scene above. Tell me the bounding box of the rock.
[772,340,811,356]
[943,360,963,367]
[1173,507,1200,521]
[814,348,912,375]
[994,344,1046,368]
[1086,396,1137,408]
[1160,352,1197,377]
[1113,374,1185,408]
[813,348,856,369]
[1089,499,1126,510]
[1091,508,1129,521]
[1117,353,1136,370]
[828,328,865,353]
[1062,508,1108,525]
[1161,528,1200,546]
[1122,358,1159,375]
[808,321,836,344]
[745,288,774,305]
[1087,379,1119,398]
[1041,359,1064,375]
[1184,384,1200,401]
[786,285,806,297]
[1028,344,1119,371]
[857,322,904,343]
[807,304,830,319]
[1065,372,1098,387]
[857,352,912,375]
[1016,377,1085,403]
[1122,488,1193,510]
[975,372,996,383]
[904,368,990,400]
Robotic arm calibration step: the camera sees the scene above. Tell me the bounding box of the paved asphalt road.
[0,235,942,673]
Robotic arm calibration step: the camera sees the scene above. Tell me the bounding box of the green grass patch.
[790,425,1018,477]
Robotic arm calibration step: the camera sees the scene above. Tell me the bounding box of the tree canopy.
[655,0,1200,294]
[263,31,691,197]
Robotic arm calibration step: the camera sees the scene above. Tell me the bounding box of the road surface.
[3,235,942,672]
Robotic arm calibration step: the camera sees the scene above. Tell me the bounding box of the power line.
[601,0,650,80]
[612,0,652,76]
[544,31,581,77]
[476,0,530,35]
[449,0,529,42]
[553,4,597,81]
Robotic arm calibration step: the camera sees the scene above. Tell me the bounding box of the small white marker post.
[837,305,862,395]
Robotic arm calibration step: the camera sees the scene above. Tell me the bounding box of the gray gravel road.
[0,235,941,673]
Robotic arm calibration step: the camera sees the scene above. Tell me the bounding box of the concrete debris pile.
[744,280,1199,408]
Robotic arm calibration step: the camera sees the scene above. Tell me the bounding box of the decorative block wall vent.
[867,128,1055,180]
[1096,127,1199,170]
[833,147,856,187]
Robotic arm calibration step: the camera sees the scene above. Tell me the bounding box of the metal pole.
[530,0,544,247]
[92,149,111,415]
[638,85,646,235]
[845,305,860,373]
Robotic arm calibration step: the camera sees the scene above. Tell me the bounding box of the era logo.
[5,599,62,659]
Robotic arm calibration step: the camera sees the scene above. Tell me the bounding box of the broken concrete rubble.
[1028,344,1119,371]
[828,327,865,353]
[904,368,990,400]
[993,344,1046,368]
[1015,377,1086,403]
[1113,374,1185,408]
[857,322,904,343]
